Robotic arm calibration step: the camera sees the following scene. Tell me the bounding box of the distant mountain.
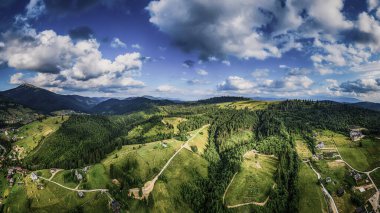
[92,97,175,114]
[351,102,380,111]
[308,96,361,103]
[196,96,250,104]
[0,84,106,113]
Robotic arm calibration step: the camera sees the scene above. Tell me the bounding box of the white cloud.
[10,73,24,84]
[222,60,231,66]
[2,28,145,92]
[217,76,255,91]
[156,84,177,93]
[251,69,269,78]
[196,69,208,76]
[131,44,141,49]
[308,0,353,31]
[368,0,379,11]
[147,0,305,60]
[110,37,127,48]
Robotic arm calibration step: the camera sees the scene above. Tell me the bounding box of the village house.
[161,142,168,148]
[75,170,83,181]
[9,178,14,187]
[336,188,345,197]
[50,168,57,174]
[31,172,38,181]
[350,129,363,141]
[110,200,121,213]
[77,191,84,198]
[326,177,332,183]
[315,141,325,149]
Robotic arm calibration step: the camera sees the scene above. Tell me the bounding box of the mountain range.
[1,84,379,114]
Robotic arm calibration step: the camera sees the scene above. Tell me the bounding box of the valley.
[0,85,379,212]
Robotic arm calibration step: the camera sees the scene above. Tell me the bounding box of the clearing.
[224,152,277,207]
[297,163,328,213]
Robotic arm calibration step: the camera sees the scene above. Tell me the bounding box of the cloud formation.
[1,27,144,92]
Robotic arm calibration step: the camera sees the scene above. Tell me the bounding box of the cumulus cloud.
[147,0,359,61]
[131,44,141,49]
[337,78,380,93]
[182,60,195,68]
[196,69,208,76]
[156,84,177,93]
[217,74,313,94]
[110,37,127,48]
[251,69,269,78]
[217,76,255,91]
[147,0,305,60]
[1,26,145,92]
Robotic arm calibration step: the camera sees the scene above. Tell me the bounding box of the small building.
[37,183,44,190]
[75,170,83,181]
[9,178,14,186]
[354,173,362,182]
[350,130,363,141]
[161,142,168,148]
[50,168,57,174]
[316,142,325,149]
[326,177,332,183]
[31,172,38,181]
[358,187,365,193]
[110,200,121,213]
[77,191,84,198]
[336,188,345,197]
[355,207,365,213]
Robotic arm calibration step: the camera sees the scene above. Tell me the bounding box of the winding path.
[306,161,339,213]
[131,125,208,198]
[38,176,109,193]
[227,197,269,208]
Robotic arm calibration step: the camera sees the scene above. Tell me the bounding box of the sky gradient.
[1,0,380,102]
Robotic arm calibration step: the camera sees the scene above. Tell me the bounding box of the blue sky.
[1,0,380,102]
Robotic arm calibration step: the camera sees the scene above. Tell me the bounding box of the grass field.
[102,139,183,186]
[12,176,112,213]
[298,163,328,213]
[312,160,356,212]
[219,130,253,152]
[370,169,380,189]
[84,164,111,189]
[187,125,209,154]
[148,149,209,212]
[224,153,277,206]
[51,170,79,189]
[162,117,186,134]
[217,100,278,111]
[296,138,313,159]
[13,116,68,159]
[317,130,380,171]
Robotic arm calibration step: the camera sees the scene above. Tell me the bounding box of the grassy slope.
[187,125,209,154]
[225,154,277,205]
[318,130,380,171]
[51,170,79,188]
[217,100,278,111]
[14,116,68,158]
[298,163,328,213]
[296,138,313,160]
[219,130,253,152]
[101,139,183,186]
[133,149,209,213]
[313,160,355,213]
[371,169,380,189]
[162,117,186,134]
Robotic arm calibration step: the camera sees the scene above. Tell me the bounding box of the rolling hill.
[91,97,175,114]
